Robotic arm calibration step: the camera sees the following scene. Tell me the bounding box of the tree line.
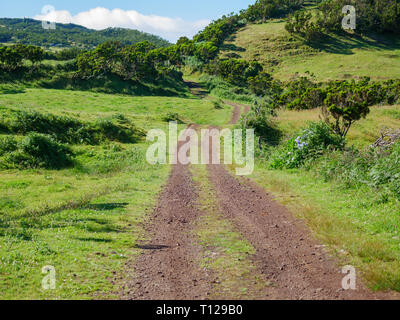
[286,0,400,42]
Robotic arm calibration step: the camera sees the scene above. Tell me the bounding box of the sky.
[0,0,254,42]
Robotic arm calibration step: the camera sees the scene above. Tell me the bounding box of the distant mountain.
[0,18,171,48]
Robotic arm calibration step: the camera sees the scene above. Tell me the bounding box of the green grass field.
[221,20,400,81]
[0,87,232,127]
[274,104,400,148]
[0,87,232,299]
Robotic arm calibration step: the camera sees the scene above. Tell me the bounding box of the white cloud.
[34,7,210,43]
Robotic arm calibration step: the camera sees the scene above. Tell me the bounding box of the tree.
[119,42,157,80]
[322,90,370,138]
[25,45,44,67]
[285,11,324,42]
[0,45,23,70]
[93,41,123,75]
[194,42,219,62]
[206,59,263,86]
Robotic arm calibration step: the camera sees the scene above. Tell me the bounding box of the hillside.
[220,19,400,81]
[0,18,171,48]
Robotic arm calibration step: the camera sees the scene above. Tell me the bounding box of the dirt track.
[122,126,216,300]
[119,83,399,300]
[225,101,243,124]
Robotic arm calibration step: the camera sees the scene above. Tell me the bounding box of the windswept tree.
[322,89,371,138]
[0,45,23,70]
[25,45,44,67]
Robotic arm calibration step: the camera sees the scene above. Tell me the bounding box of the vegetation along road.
[117,85,399,300]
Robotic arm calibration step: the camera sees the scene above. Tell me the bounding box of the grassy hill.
[220,19,400,81]
[0,18,171,48]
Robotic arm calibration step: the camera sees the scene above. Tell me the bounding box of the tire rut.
[121,126,214,300]
[206,162,399,300]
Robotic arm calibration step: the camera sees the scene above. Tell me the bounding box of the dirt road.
[122,126,216,300]
[120,83,398,300]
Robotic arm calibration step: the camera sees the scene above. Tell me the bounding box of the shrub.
[277,78,400,114]
[369,142,400,199]
[200,75,256,104]
[162,112,184,123]
[3,110,142,145]
[241,99,281,147]
[9,111,92,144]
[315,142,400,200]
[244,0,305,22]
[94,119,141,143]
[285,11,325,43]
[212,99,225,109]
[206,59,263,86]
[0,136,18,156]
[270,122,345,169]
[1,133,73,169]
[319,0,400,34]
[184,56,204,72]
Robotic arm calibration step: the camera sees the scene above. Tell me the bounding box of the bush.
[285,11,325,43]
[277,77,400,112]
[315,142,400,200]
[212,99,225,109]
[319,0,400,34]
[205,59,263,86]
[8,111,92,144]
[369,142,400,199]
[2,110,142,145]
[184,56,205,72]
[240,98,282,150]
[94,119,142,143]
[0,136,18,156]
[200,75,256,104]
[1,133,73,169]
[270,122,345,169]
[244,0,305,22]
[162,112,184,123]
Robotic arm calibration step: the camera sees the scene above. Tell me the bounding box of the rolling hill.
[219,19,400,82]
[0,18,171,48]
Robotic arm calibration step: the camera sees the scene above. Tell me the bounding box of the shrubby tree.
[76,40,182,81]
[322,89,370,138]
[206,59,263,86]
[25,45,44,66]
[285,11,324,42]
[244,0,304,22]
[0,45,23,70]
[194,42,219,62]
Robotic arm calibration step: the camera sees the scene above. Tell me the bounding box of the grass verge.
[249,161,400,291]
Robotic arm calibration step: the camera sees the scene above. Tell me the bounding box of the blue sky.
[0,1,254,42]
